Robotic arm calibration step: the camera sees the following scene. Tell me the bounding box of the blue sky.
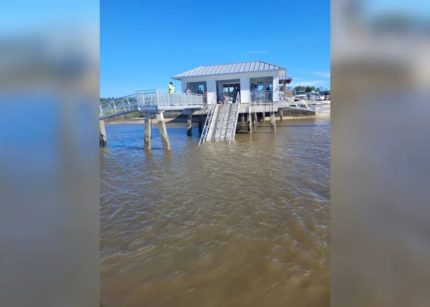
[101,0,330,97]
[1,1,97,32]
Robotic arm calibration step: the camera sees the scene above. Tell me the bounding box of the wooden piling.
[262,112,266,122]
[198,115,204,135]
[248,109,252,134]
[99,120,107,147]
[279,109,284,121]
[144,112,152,150]
[156,112,171,150]
[187,113,192,136]
[270,112,276,132]
[252,112,257,127]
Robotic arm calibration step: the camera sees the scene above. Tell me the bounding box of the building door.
[216,80,240,103]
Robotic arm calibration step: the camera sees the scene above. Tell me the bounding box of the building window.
[250,77,273,102]
[186,82,207,95]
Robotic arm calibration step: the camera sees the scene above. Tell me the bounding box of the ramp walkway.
[199,103,240,145]
[99,90,205,120]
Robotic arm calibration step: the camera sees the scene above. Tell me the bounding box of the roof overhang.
[172,61,286,80]
[172,69,285,80]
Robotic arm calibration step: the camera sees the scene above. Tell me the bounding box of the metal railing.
[99,95,139,119]
[138,90,205,107]
[278,95,311,110]
[251,90,273,103]
[199,104,216,145]
[99,90,205,119]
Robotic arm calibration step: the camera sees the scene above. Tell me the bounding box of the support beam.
[279,109,284,121]
[99,120,107,147]
[198,115,204,135]
[248,108,252,134]
[144,112,152,150]
[270,112,277,132]
[156,112,171,150]
[187,113,192,136]
[262,112,266,122]
[241,113,246,129]
[157,112,171,150]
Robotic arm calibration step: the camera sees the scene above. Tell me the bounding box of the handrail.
[250,90,273,103]
[229,103,240,144]
[198,105,215,145]
[99,90,206,119]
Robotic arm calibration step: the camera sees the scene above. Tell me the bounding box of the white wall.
[176,70,285,104]
[272,73,280,102]
[206,80,217,104]
[240,77,250,103]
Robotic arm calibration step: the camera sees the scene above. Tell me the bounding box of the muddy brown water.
[100,117,330,307]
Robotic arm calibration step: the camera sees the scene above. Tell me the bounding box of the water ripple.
[101,119,330,307]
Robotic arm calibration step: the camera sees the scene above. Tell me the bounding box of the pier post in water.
[270,112,277,132]
[99,120,107,147]
[144,112,152,150]
[156,111,171,150]
[198,115,204,135]
[262,112,266,122]
[279,109,284,121]
[248,111,252,134]
[187,113,192,136]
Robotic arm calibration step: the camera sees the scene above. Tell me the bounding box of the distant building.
[172,61,292,104]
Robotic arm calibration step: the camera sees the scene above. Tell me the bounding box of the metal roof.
[173,61,285,79]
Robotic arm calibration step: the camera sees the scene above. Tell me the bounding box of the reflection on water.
[100,118,330,307]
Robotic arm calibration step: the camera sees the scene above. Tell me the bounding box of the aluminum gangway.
[199,103,240,145]
[99,90,205,120]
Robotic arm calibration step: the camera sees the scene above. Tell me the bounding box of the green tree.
[294,86,317,93]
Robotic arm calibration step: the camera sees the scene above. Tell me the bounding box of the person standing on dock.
[168,81,176,94]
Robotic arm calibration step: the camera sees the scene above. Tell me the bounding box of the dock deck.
[99,90,314,120]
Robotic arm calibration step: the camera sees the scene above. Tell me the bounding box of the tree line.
[293,86,326,93]
[100,97,116,102]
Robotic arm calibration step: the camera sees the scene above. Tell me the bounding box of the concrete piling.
[144,112,152,150]
[247,109,252,134]
[187,113,192,136]
[156,112,171,150]
[198,115,204,135]
[270,112,276,132]
[240,114,246,130]
[99,120,107,147]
